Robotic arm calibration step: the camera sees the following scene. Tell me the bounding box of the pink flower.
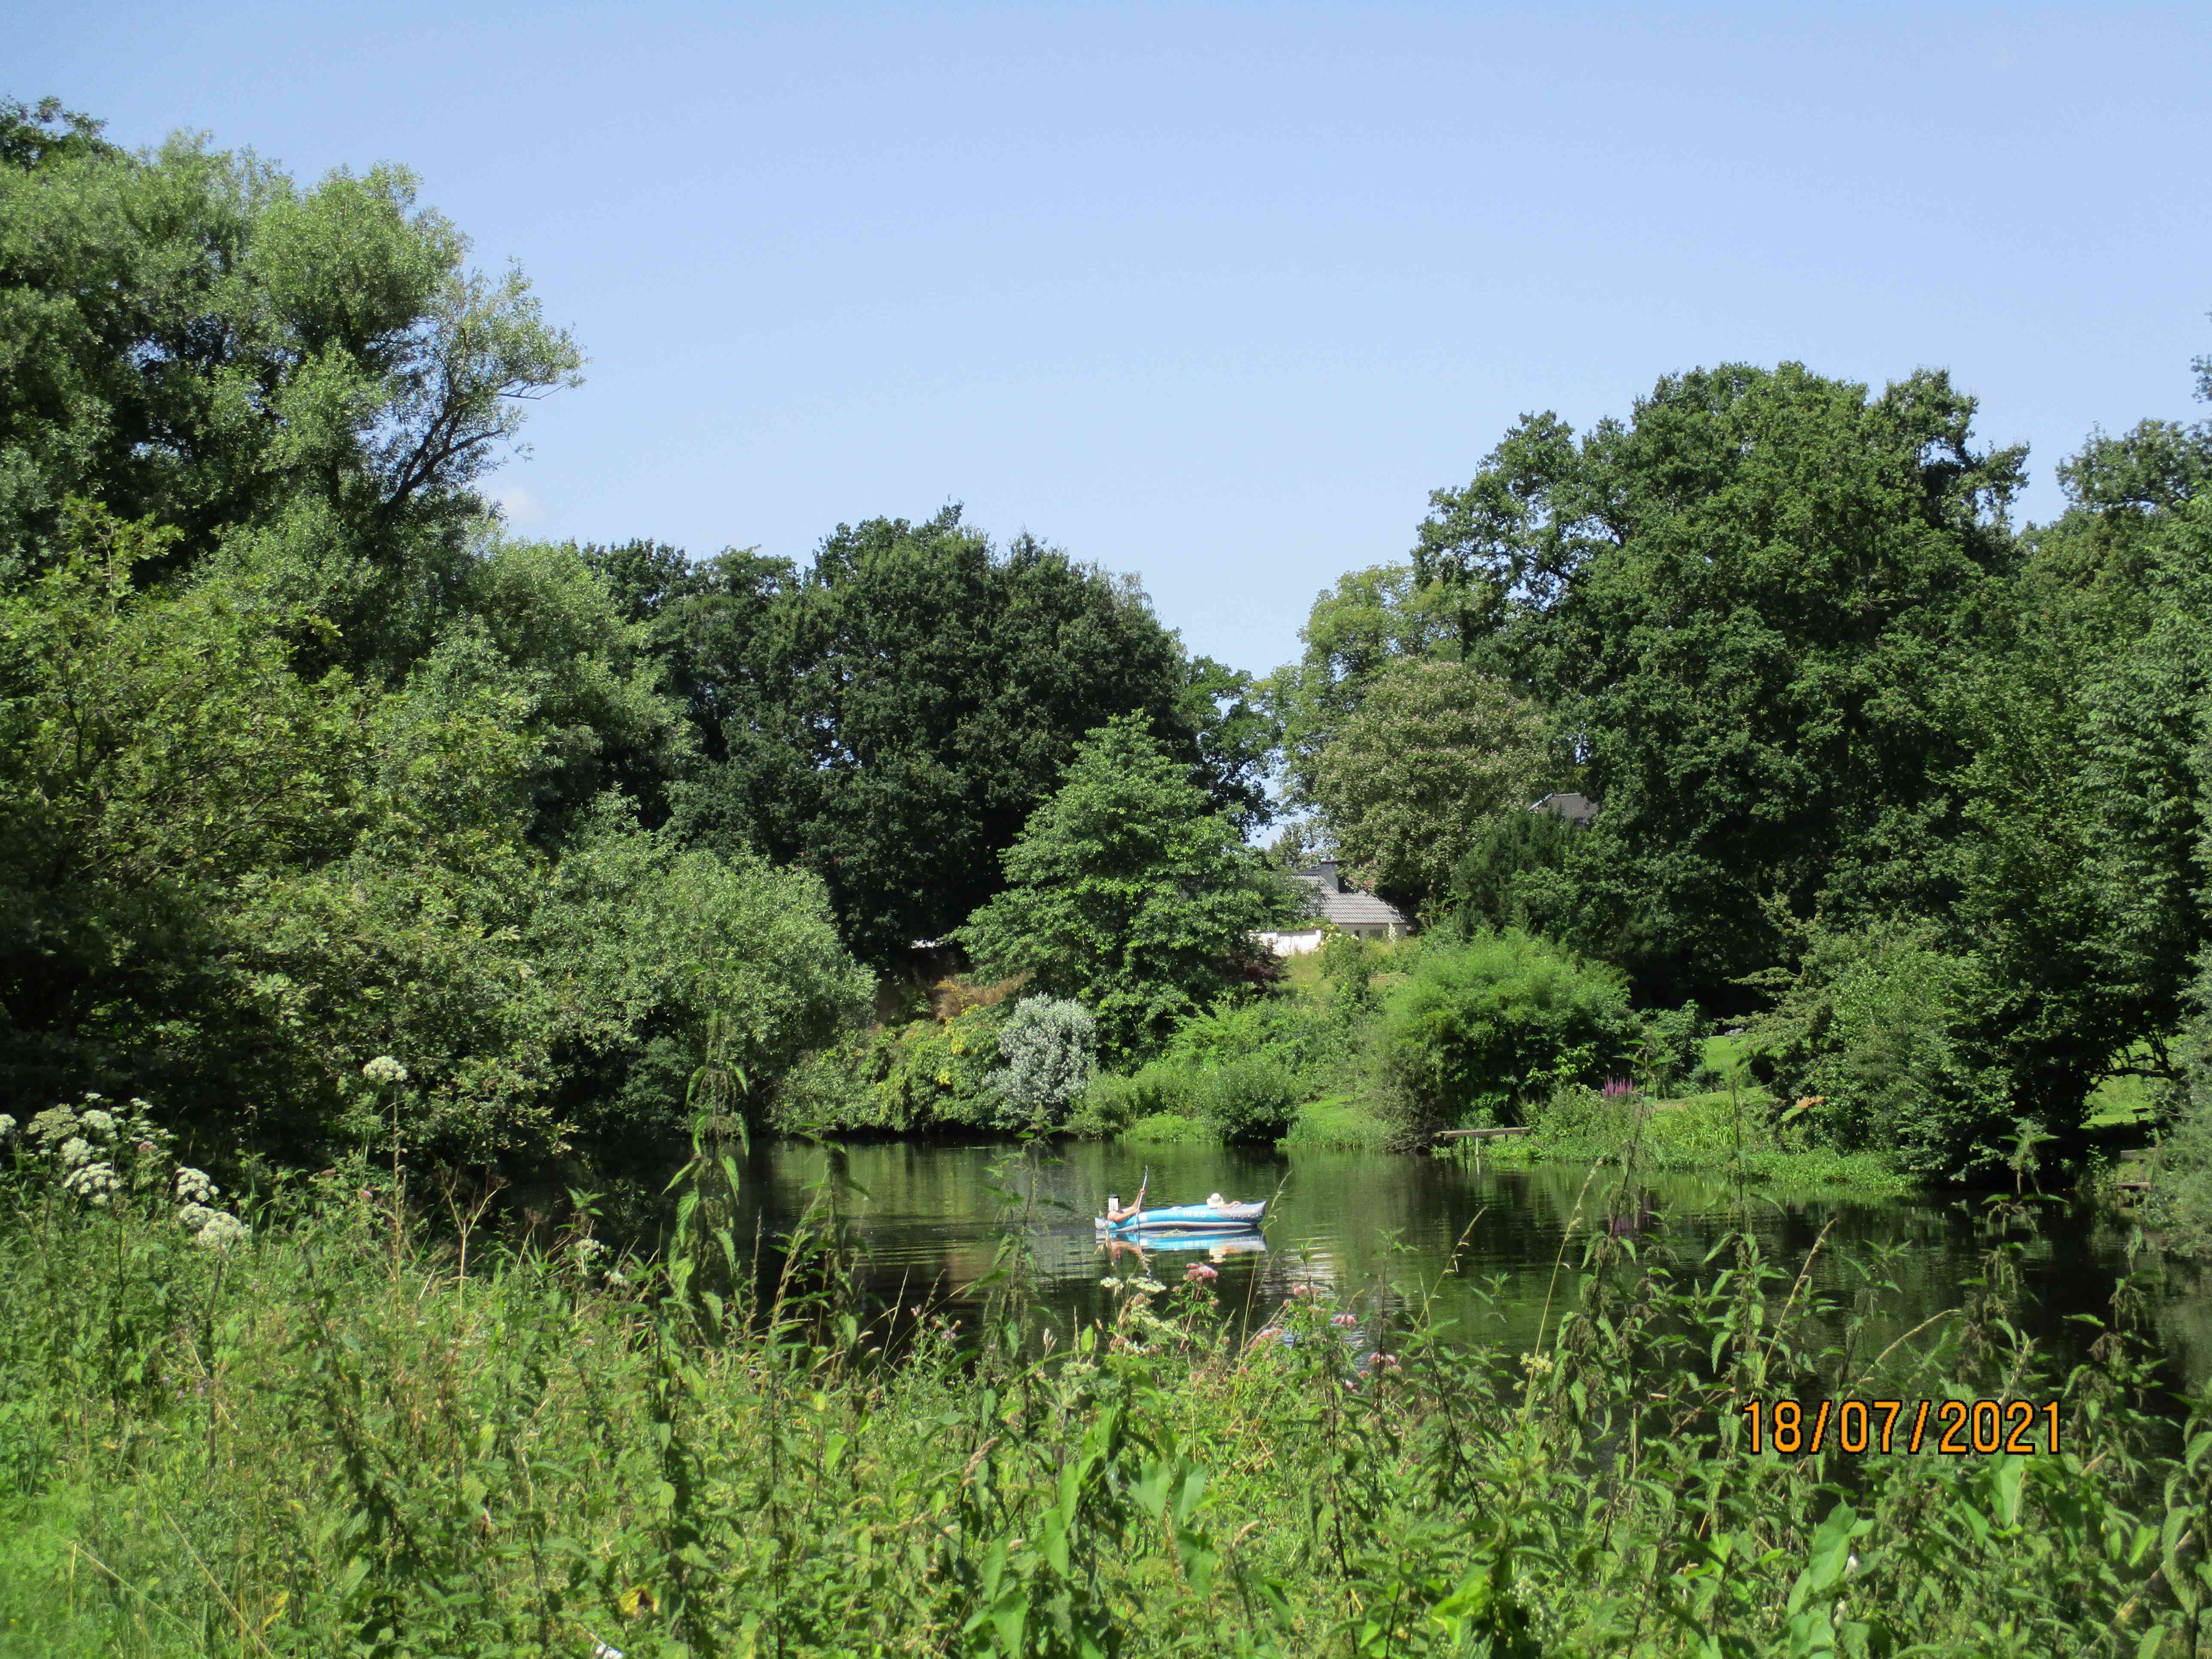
[1290,1284,1318,1300]
[1331,1313,1358,1328]
[1184,1263,1218,1282]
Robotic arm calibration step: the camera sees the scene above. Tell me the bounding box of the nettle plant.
[5,1093,249,1249]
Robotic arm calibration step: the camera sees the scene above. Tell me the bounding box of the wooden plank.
[1435,1127,1529,1141]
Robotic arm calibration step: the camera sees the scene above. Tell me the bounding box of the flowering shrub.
[991,996,1098,1132]
[9,1093,249,1249]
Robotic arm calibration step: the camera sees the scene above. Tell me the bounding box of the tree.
[958,716,1297,1056]
[1931,349,2212,1155]
[663,508,1273,962]
[0,127,580,585]
[1449,808,1583,939]
[1422,364,2025,1006]
[1307,657,1546,917]
[1264,562,1458,809]
[1376,930,1638,1138]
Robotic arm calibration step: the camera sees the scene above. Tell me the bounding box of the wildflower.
[0,1114,15,1141]
[1290,1283,1317,1300]
[63,1161,121,1204]
[1368,1350,1401,1372]
[59,1136,92,1169]
[1519,1352,1554,1380]
[176,1167,219,1205]
[1331,1312,1358,1328]
[362,1055,410,1085]
[179,1203,215,1232]
[29,1108,75,1148]
[190,1210,251,1251]
[78,1108,116,1138]
[1183,1262,1217,1283]
[1101,1276,1124,1289]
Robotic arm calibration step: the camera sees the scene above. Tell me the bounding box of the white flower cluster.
[0,1114,16,1142]
[362,1055,410,1085]
[19,1093,249,1246]
[1101,1275,1166,1295]
[178,1204,251,1250]
[63,1159,122,1204]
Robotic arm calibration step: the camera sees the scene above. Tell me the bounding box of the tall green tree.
[1264,561,1460,818]
[659,508,1274,962]
[958,716,1296,1056]
[1419,364,2025,1006]
[1307,657,1546,917]
[0,106,580,607]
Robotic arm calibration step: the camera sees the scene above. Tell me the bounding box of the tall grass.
[1,1125,2207,1656]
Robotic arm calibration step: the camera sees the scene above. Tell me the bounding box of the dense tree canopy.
[642,509,1273,963]
[1417,364,2026,1007]
[0,103,579,596]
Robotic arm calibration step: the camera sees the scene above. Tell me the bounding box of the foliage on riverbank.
[4,1120,2209,1656]
[1470,1085,1915,1195]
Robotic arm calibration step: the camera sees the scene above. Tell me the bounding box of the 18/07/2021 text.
[1740,1398,2060,1457]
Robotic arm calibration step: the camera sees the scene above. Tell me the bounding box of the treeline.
[1266,362,2212,1190]
[10,96,2212,1200]
[0,99,1276,1177]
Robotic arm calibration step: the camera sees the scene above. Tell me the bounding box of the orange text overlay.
[1738,1398,2060,1457]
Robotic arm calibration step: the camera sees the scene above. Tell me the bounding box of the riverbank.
[0,1150,2200,1656]
[1466,1087,1916,1195]
[1113,1083,1911,1194]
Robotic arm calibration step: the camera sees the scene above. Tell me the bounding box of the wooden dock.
[1434,1127,1529,1141]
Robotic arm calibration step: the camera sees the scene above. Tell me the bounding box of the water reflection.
[723,1138,2209,1389]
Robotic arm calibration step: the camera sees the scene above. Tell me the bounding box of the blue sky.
[16,4,2212,675]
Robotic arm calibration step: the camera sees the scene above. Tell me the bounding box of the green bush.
[1490,1083,1909,1191]
[1635,1001,1709,1094]
[772,1003,1006,1134]
[1193,1055,1299,1143]
[1164,994,1326,1073]
[1758,923,2009,1178]
[1068,1061,1194,1138]
[1375,929,1638,1137]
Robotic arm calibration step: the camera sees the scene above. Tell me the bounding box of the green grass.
[1120,1110,1220,1145]
[0,1148,2204,1655]
[1475,1088,1914,1195]
[2085,1070,2157,1130]
[1277,1097,1395,1152]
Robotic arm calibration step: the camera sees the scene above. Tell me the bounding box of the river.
[724,1136,2212,1392]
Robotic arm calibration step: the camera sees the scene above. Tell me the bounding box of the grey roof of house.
[1314,887,1408,927]
[1530,791,1598,825]
[1281,869,1410,929]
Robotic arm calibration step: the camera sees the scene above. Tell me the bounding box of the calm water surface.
[729,1139,2212,1391]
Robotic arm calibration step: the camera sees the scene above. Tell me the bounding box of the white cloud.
[486,482,547,525]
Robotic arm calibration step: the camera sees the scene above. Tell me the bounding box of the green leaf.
[1990,1453,2025,1528]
